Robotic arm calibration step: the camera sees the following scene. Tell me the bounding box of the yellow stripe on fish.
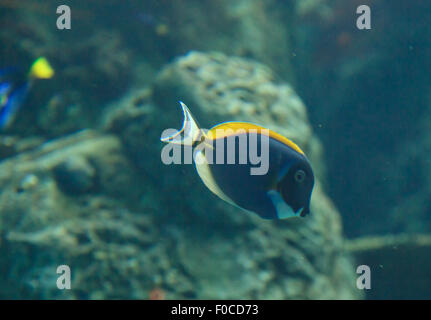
[207,122,305,155]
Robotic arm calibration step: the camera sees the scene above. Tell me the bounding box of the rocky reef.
[0,52,360,299]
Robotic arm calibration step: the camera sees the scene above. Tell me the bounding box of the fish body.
[0,57,54,128]
[161,102,314,220]
[0,81,30,128]
[136,12,169,36]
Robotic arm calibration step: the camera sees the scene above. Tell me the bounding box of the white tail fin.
[160,101,201,146]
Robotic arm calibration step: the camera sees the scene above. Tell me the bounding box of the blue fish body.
[0,82,12,95]
[0,81,30,128]
[0,65,31,129]
[205,132,311,219]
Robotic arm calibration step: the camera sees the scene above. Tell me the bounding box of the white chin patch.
[267,190,302,219]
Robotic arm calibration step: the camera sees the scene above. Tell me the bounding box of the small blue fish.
[161,102,315,220]
[0,57,54,129]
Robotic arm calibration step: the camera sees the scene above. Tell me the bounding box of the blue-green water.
[0,0,430,300]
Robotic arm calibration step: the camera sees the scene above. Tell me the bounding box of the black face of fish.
[278,158,314,217]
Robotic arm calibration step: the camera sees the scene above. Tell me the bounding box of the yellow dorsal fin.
[208,122,305,155]
[29,57,54,79]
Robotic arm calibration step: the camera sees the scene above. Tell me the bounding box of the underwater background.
[0,0,430,300]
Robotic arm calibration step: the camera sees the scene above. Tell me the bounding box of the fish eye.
[294,169,306,183]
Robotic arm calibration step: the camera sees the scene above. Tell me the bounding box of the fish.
[0,57,54,128]
[161,101,315,220]
[136,12,169,36]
